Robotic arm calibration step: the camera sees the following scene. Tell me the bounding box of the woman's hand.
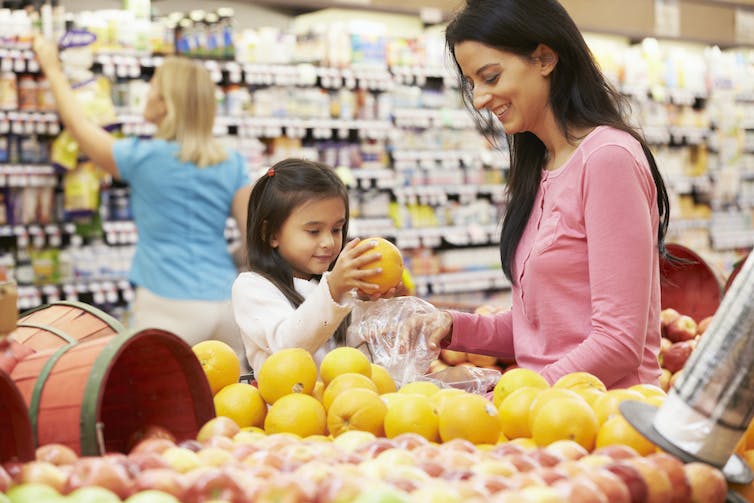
[327,238,383,302]
[32,35,63,75]
[394,310,453,353]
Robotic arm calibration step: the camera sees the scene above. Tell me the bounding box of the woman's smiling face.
[454,40,554,136]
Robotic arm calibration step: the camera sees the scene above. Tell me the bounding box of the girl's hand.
[32,35,62,75]
[327,238,384,302]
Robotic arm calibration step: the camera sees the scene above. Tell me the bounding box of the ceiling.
[249,0,754,22]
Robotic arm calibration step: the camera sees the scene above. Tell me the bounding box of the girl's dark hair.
[246,158,351,343]
[446,0,671,282]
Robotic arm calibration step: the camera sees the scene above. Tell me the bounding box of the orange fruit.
[360,237,404,294]
[596,413,656,456]
[492,368,549,408]
[740,419,754,451]
[256,348,318,404]
[573,387,605,407]
[192,340,241,395]
[319,347,372,386]
[312,380,325,404]
[264,393,326,437]
[553,372,607,392]
[527,387,585,432]
[497,386,543,439]
[322,372,378,410]
[438,393,501,445]
[370,364,397,394]
[591,388,645,425]
[384,393,439,442]
[628,383,667,400]
[327,388,387,437]
[429,387,467,414]
[398,380,440,398]
[530,396,599,451]
[213,383,267,428]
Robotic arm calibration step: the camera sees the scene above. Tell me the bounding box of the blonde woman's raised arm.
[33,35,119,178]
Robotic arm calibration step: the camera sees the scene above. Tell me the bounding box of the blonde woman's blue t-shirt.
[112,137,249,301]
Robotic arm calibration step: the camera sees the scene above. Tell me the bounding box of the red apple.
[544,439,588,461]
[646,452,692,503]
[19,460,67,493]
[582,469,632,503]
[0,464,11,492]
[660,308,681,335]
[128,451,171,471]
[177,439,203,452]
[468,473,512,495]
[625,457,673,503]
[697,316,713,336]
[555,477,609,503]
[604,461,649,503]
[662,340,694,373]
[665,315,698,343]
[391,432,430,451]
[35,444,78,466]
[417,459,446,478]
[251,473,315,503]
[592,444,640,461]
[3,460,23,484]
[64,456,136,499]
[127,425,176,452]
[354,438,398,459]
[182,467,247,503]
[527,448,563,467]
[130,438,176,456]
[684,462,727,503]
[134,468,187,500]
[196,417,240,443]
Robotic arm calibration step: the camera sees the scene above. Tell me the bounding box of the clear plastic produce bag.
[348,296,441,388]
[349,297,501,393]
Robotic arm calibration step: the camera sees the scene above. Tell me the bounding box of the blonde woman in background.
[33,36,252,373]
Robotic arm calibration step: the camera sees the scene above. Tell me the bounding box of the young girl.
[232,158,388,373]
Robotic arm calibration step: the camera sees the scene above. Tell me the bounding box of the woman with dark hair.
[423,0,670,388]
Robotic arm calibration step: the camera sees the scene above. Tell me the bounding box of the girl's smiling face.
[454,40,555,136]
[270,196,346,280]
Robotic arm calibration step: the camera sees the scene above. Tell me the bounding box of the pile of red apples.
[0,421,731,503]
[658,308,713,391]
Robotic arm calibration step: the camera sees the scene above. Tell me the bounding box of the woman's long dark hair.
[245,158,351,343]
[446,0,671,282]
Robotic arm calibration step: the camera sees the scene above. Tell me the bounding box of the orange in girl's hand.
[360,237,404,294]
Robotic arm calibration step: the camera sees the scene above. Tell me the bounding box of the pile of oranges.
[191,340,670,454]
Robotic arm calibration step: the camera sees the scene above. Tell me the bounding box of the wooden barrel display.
[0,370,34,463]
[10,301,125,353]
[660,243,723,322]
[10,328,214,456]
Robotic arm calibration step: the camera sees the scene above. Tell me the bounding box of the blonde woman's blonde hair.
[152,56,227,168]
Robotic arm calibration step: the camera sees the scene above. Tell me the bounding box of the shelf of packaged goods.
[413,268,510,296]
[0,164,57,187]
[16,279,133,312]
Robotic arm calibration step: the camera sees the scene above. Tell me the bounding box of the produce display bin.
[10,328,215,456]
[10,301,125,353]
[0,370,34,463]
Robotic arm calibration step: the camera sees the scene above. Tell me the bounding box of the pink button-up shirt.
[447,126,662,389]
